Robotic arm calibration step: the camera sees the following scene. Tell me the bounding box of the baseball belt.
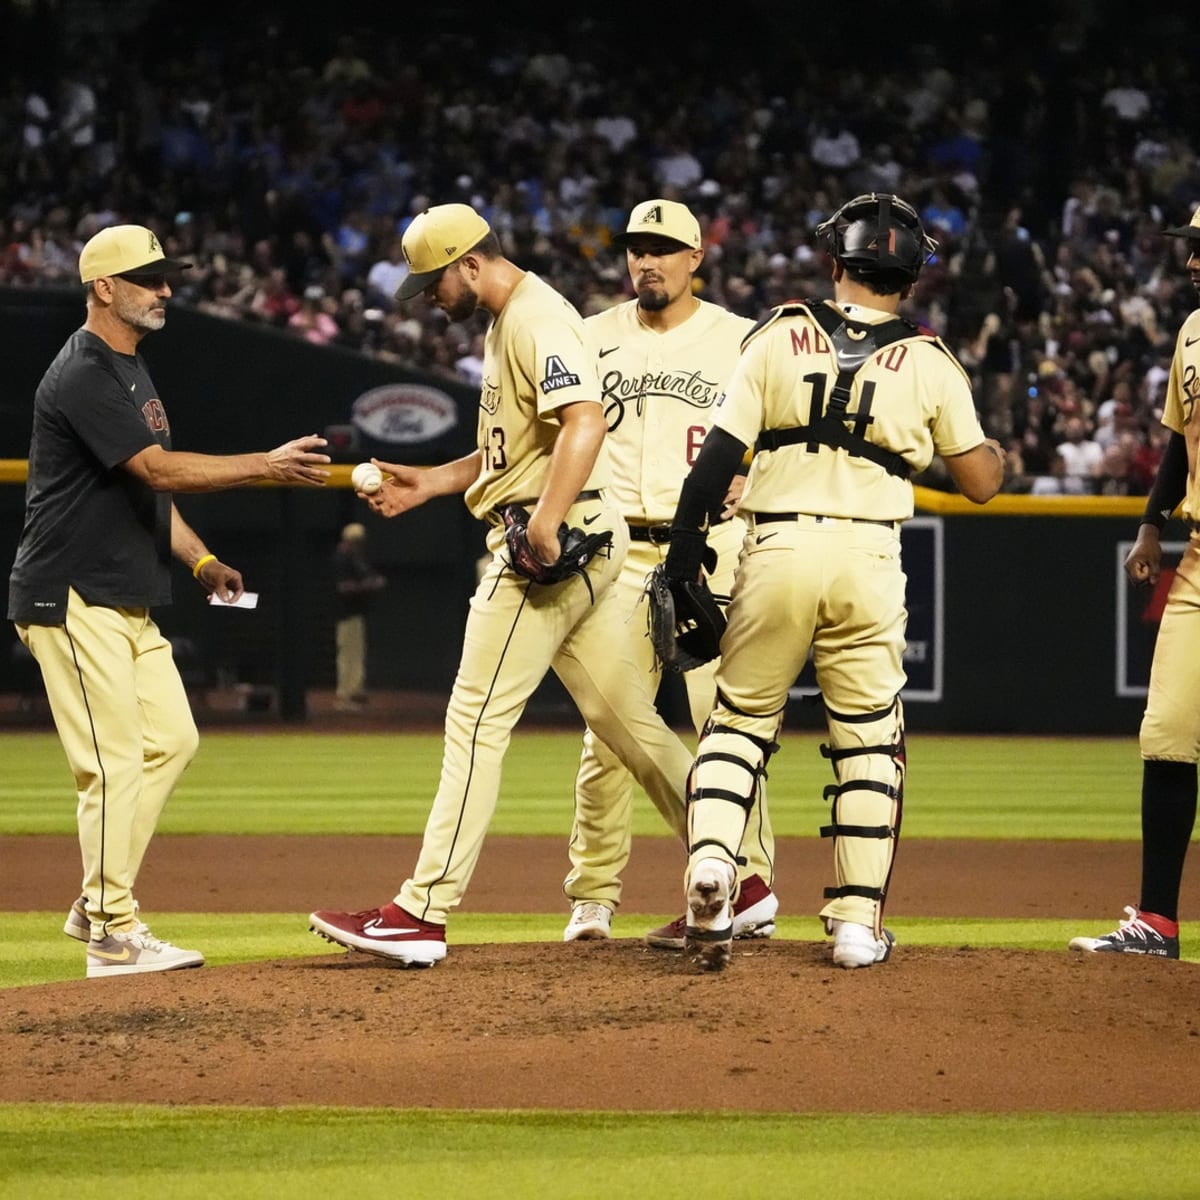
[753,512,897,530]
[627,522,673,544]
[490,489,603,520]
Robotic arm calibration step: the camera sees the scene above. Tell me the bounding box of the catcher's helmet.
[817,193,936,284]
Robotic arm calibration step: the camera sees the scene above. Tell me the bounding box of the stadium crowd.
[2,3,1198,495]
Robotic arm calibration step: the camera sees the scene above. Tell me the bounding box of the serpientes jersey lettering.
[716,302,983,521]
[587,300,754,522]
[464,273,610,519]
[1163,307,1200,521]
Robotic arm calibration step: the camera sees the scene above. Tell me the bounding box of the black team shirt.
[8,328,173,625]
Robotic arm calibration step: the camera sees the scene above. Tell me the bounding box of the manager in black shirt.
[8,224,331,978]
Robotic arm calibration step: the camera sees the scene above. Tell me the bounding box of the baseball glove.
[503,505,613,596]
[645,561,727,673]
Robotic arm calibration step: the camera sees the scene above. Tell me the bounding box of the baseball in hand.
[351,462,383,495]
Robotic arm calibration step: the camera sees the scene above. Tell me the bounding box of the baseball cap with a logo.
[612,199,702,250]
[78,224,192,283]
[1163,203,1200,240]
[394,204,492,301]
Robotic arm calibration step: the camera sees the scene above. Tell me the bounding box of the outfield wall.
[0,287,1166,734]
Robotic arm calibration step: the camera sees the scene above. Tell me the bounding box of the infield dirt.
[3,834,1198,1112]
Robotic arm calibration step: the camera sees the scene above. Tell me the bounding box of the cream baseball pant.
[336,613,366,700]
[565,517,775,909]
[397,496,696,925]
[687,517,907,934]
[1140,532,1200,762]
[16,587,199,938]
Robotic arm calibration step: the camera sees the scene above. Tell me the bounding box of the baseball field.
[2,727,1198,1199]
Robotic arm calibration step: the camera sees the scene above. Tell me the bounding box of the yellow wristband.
[192,553,217,579]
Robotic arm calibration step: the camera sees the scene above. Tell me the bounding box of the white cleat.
[828,919,895,969]
[684,858,735,971]
[563,902,613,942]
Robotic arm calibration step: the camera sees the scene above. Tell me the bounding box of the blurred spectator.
[1057,415,1105,485]
[365,238,409,309]
[289,285,339,345]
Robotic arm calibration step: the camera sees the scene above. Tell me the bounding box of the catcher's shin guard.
[817,697,906,936]
[686,721,779,875]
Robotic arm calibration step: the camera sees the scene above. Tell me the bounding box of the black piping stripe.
[65,616,108,938]
[419,581,532,921]
[824,699,898,724]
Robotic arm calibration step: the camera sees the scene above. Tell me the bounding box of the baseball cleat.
[827,919,895,969]
[86,928,204,979]
[563,901,613,942]
[309,902,447,967]
[1068,906,1180,959]
[645,873,778,949]
[684,858,735,971]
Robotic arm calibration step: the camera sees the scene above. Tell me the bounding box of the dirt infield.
[3,835,1198,1112]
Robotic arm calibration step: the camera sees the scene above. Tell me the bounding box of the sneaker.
[63,895,89,942]
[86,928,205,979]
[1068,906,1180,959]
[645,872,778,950]
[563,901,612,942]
[309,902,447,967]
[828,919,895,969]
[684,858,735,971]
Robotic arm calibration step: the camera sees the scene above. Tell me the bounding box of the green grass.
[4,913,1197,988]
[0,730,1153,839]
[1,1107,1198,1199]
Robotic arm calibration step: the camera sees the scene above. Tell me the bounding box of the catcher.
[665,193,1004,971]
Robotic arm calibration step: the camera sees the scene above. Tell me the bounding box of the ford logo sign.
[351,384,459,445]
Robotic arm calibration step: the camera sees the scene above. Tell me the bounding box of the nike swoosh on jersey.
[362,922,422,938]
[755,532,779,544]
[1186,335,1200,346]
[583,513,601,525]
[88,945,132,962]
[599,346,619,358]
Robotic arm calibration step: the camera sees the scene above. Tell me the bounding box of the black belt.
[754,512,896,530]
[627,523,672,544]
[492,489,602,518]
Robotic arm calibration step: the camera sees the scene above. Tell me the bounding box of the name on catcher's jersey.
[586,299,754,523]
[464,272,611,520]
[716,301,985,522]
[1162,307,1200,523]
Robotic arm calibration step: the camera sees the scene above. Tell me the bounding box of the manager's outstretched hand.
[265,435,331,485]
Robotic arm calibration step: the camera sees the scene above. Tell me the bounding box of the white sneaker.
[685,858,735,971]
[563,902,613,942]
[828,919,895,969]
[86,928,205,979]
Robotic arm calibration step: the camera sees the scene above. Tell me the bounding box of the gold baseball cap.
[612,199,702,250]
[1163,204,1200,239]
[394,204,491,300]
[78,224,192,282]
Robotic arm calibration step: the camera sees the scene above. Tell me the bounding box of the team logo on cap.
[148,232,162,255]
[641,205,665,227]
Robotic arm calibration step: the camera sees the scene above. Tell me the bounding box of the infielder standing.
[309,204,697,966]
[562,199,778,945]
[8,224,331,978]
[1069,203,1200,960]
[662,194,1004,970]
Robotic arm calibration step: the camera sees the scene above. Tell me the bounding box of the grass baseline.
[2,913,1197,989]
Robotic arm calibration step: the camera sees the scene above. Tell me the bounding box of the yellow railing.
[0,459,361,488]
[0,459,1148,515]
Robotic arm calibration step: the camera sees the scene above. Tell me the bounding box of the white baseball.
[351,462,383,495]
